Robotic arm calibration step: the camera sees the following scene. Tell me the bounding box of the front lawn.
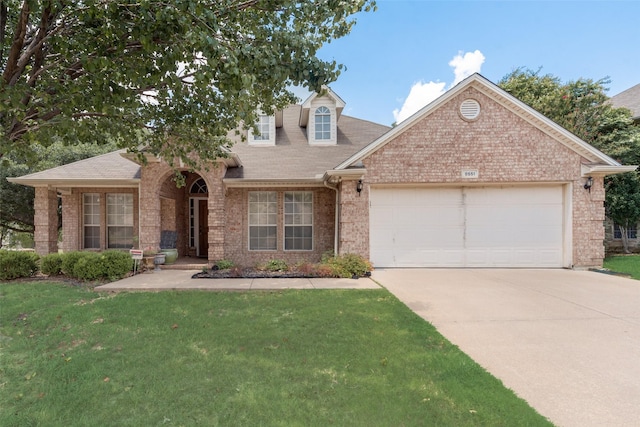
[604,254,640,280]
[0,283,552,426]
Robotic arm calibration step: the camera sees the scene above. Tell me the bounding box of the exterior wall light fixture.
[356,179,363,196]
[584,176,593,192]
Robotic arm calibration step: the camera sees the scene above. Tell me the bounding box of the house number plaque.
[461,169,479,179]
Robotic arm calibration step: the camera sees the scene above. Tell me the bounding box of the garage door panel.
[370,186,565,268]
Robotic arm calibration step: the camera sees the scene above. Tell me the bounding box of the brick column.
[33,187,58,255]
[338,179,369,258]
[205,167,226,262]
[60,191,80,252]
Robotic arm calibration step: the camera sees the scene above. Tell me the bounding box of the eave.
[581,164,638,177]
[222,178,325,188]
[6,178,140,188]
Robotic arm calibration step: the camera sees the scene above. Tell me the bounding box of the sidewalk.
[95,269,381,292]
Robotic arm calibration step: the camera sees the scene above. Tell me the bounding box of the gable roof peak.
[299,86,346,127]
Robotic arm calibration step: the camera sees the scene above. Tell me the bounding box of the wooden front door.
[198,200,208,258]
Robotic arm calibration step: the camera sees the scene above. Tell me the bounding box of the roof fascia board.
[223,178,324,188]
[581,164,638,177]
[6,178,140,187]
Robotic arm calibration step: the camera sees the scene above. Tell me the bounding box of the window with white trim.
[284,191,313,251]
[107,194,134,248]
[614,223,638,239]
[83,194,101,249]
[249,191,277,250]
[314,106,331,140]
[254,115,270,141]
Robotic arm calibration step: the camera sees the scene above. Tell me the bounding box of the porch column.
[205,167,226,262]
[60,191,80,252]
[139,164,164,250]
[33,187,58,255]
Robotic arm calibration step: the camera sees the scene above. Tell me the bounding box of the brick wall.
[33,187,58,255]
[339,86,606,268]
[224,187,336,266]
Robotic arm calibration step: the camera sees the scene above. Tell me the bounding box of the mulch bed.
[192,267,370,280]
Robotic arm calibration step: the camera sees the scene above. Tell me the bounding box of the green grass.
[604,254,640,280]
[0,282,552,426]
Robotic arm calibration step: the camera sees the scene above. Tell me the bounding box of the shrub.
[60,251,87,276]
[41,253,63,275]
[215,259,235,270]
[325,253,372,278]
[72,252,103,281]
[0,250,40,280]
[262,259,288,272]
[99,250,133,281]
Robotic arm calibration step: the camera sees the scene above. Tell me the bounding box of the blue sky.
[308,0,640,126]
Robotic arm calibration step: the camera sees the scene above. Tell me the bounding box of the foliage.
[606,173,640,253]
[57,250,132,281]
[604,255,640,280]
[1,0,376,171]
[499,68,640,246]
[261,259,289,272]
[324,252,372,278]
[0,283,552,426]
[0,249,39,279]
[1,140,117,246]
[40,252,63,275]
[215,259,234,270]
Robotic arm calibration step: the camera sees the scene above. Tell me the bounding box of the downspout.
[323,178,340,256]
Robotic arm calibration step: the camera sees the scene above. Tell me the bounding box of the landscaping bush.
[0,250,40,280]
[72,252,103,281]
[60,251,87,276]
[40,253,63,276]
[99,250,134,281]
[262,259,288,272]
[215,259,235,270]
[325,253,372,278]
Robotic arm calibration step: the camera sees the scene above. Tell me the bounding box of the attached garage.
[370,186,567,268]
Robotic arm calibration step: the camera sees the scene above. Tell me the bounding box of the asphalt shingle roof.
[610,83,640,119]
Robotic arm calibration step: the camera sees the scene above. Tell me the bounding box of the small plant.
[324,253,372,278]
[295,261,316,276]
[263,259,288,272]
[215,259,235,270]
[0,250,40,280]
[99,250,134,281]
[40,253,64,275]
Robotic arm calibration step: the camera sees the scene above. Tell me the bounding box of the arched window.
[190,178,207,194]
[314,106,331,140]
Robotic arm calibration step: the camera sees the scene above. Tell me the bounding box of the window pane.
[249,191,277,250]
[84,226,100,249]
[108,226,133,249]
[284,192,313,251]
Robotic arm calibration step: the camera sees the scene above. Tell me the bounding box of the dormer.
[247,110,283,146]
[299,87,346,145]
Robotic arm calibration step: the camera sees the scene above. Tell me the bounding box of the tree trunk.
[619,225,631,254]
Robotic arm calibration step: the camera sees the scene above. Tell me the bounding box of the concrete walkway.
[95,269,381,291]
[373,268,640,427]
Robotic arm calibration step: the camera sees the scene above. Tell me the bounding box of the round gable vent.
[460,99,480,120]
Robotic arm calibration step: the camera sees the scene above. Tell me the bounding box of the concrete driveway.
[372,268,640,427]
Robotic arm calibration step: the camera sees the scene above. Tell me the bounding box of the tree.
[0,140,117,248]
[1,0,375,168]
[499,68,640,253]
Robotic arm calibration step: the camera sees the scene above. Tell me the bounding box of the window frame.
[283,191,313,251]
[314,106,331,141]
[83,193,101,249]
[613,223,638,239]
[248,191,278,251]
[106,193,134,249]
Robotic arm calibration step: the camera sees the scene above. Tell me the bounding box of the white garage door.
[370,186,565,268]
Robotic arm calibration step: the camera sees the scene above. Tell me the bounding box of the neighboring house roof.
[610,83,640,121]
[224,105,389,184]
[335,73,636,176]
[8,150,141,187]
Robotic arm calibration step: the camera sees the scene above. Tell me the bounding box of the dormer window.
[248,113,276,146]
[315,106,331,140]
[299,87,345,146]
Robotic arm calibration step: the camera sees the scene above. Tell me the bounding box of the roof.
[610,83,640,120]
[224,105,389,184]
[8,150,141,187]
[335,73,634,176]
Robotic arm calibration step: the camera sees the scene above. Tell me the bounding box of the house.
[605,83,640,252]
[9,74,637,268]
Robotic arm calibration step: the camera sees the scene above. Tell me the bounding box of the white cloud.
[392,81,446,124]
[393,50,486,123]
[449,50,485,86]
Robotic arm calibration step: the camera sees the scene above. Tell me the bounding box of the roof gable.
[335,73,624,170]
[299,86,346,127]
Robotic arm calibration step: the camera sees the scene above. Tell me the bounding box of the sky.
[304,0,640,127]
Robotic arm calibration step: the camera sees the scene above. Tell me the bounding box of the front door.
[198,200,208,258]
